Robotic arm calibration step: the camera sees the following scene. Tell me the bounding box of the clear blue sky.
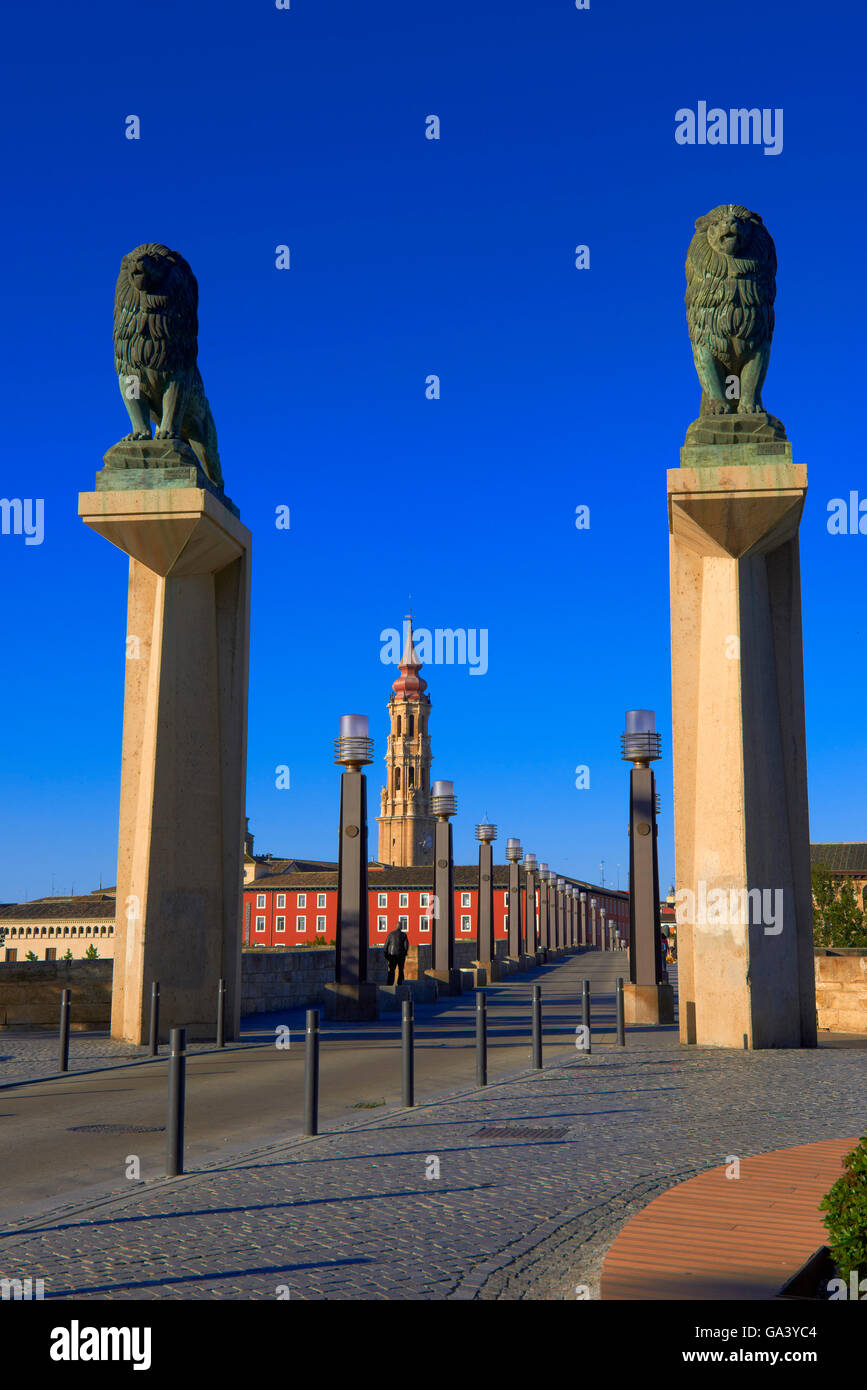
[1,0,864,903]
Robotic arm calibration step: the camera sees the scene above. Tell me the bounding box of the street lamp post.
[622,709,673,1024]
[324,715,378,1021]
[524,853,538,959]
[538,864,551,952]
[475,820,498,980]
[428,779,461,995]
[555,877,566,954]
[506,838,523,962]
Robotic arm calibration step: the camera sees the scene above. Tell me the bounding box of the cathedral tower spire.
[377,615,436,866]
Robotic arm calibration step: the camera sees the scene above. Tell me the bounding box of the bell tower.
[377,617,436,866]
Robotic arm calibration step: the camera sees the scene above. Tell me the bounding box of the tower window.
[396,715,402,735]
[421,769,425,790]
[408,713,415,736]
[408,767,415,788]
[395,767,401,791]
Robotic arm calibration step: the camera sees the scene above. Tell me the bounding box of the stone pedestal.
[668,448,817,1049]
[79,474,250,1044]
[425,967,463,996]
[323,982,379,1021]
[624,981,675,1026]
[475,958,502,982]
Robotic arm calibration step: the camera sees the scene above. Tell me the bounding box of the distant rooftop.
[810,843,867,874]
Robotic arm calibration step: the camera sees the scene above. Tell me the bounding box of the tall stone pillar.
[669,449,817,1047]
[80,470,251,1043]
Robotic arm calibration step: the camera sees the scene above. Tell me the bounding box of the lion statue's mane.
[685,205,776,365]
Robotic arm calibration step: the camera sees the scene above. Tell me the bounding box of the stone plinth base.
[683,412,787,449]
[425,968,463,996]
[323,982,379,1021]
[624,981,675,1026]
[377,979,437,1011]
[460,966,487,988]
[475,959,502,982]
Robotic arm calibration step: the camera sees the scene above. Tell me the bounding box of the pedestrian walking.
[384,923,410,984]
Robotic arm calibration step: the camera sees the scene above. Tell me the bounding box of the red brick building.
[242,861,629,949]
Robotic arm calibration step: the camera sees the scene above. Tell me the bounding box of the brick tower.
[377,617,436,866]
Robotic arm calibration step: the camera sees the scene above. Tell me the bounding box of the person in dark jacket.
[384,925,409,984]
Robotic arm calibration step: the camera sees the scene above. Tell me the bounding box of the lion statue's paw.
[737,402,762,415]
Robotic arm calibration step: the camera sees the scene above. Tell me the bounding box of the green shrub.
[820,1130,867,1282]
[85,944,99,959]
[25,950,38,961]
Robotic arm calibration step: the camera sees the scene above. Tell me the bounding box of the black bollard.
[166,1027,186,1177]
[582,978,591,1030]
[475,991,487,1086]
[58,989,71,1073]
[531,984,542,1069]
[304,1009,319,1136]
[217,977,226,1048]
[401,997,414,1107]
[616,977,626,1046]
[148,981,160,1057]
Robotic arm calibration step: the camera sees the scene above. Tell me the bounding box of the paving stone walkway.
[0,1031,254,1085]
[1,955,864,1300]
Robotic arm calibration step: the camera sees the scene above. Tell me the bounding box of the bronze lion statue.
[113,244,223,486]
[685,205,777,423]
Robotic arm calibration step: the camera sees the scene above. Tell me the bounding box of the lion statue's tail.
[189,395,223,489]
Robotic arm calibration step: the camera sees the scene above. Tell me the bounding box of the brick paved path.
[601,1137,856,1300]
[0,954,864,1300]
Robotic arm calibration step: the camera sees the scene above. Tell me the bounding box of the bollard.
[582,978,591,1031]
[401,997,414,1107]
[166,1027,186,1177]
[616,977,626,1046]
[531,984,542,1069]
[148,981,160,1057]
[217,977,226,1048]
[58,989,71,1073]
[475,991,487,1087]
[304,1009,319,1136]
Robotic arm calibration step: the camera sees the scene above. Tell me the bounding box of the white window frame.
[461,915,472,932]
[399,893,409,908]
[256,894,266,908]
[296,916,306,932]
[276,893,286,908]
[420,893,429,908]
[297,893,306,907]
[419,916,430,932]
[275,917,285,932]
[255,917,265,932]
[316,916,326,930]
[317,893,326,908]
[377,916,388,932]
[398,916,408,929]
[461,892,471,907]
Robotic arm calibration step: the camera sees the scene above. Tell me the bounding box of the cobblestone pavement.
[0,1031,257,1085]
[1,957,864,1301]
